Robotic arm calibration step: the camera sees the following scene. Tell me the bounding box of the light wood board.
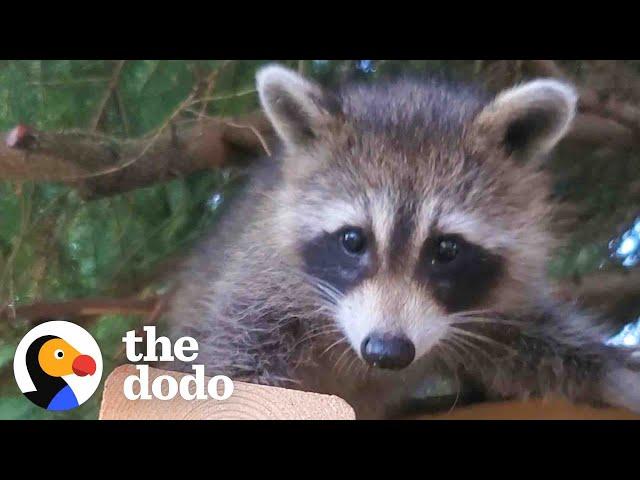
[99,364,356,420]
[100,364,639,420]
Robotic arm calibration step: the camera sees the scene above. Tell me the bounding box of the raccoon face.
[257,65,577,370]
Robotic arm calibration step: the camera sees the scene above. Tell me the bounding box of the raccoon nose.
[361,333,415,370]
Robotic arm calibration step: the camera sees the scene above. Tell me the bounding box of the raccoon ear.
[257,65,341,149]
[475,79,578,159]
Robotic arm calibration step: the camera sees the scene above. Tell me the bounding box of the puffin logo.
[13,321,103,411]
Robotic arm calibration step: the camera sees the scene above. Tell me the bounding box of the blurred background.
[1,60,639,419]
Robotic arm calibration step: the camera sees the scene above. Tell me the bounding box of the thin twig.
[28,77,110,87]
[113,292,171,360]
[114,87,130,136]
[224,120,272,156]
[72,63,234,181]
[198,60,233,119]
[527,59,640,139]
[90,60,126,131]
[190,88,257,105]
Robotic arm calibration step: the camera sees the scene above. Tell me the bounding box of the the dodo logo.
[13,321,103,411]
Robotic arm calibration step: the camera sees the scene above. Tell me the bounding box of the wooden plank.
[99,365,356,420]
[100,365,639,420]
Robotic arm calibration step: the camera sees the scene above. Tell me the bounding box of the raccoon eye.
[434,236,459,264]
[340,227,367,255]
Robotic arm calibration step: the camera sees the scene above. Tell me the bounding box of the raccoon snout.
[361,332,415,370]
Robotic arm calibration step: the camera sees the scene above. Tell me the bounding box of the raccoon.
[166,65,640,419]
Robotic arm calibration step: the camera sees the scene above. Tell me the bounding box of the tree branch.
[0,296,160,324]
[567,113,635,150]
[527,60,640,148]
[0,111,274,199]
[3,60,640,199]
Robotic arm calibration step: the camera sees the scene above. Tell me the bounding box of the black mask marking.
[301,229,377,294]
[415,233,504,312]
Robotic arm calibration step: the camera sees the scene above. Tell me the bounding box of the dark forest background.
[1,60,639,419]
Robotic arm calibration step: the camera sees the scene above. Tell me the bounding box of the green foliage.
[0,60,265,419]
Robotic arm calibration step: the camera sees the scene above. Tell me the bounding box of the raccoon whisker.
[348,348,367,376]
[448,326,519,356]
[333,344,355,376]
[293,327,343,348]
[314,292,340,308]
[306,280,338,298]
[434,341,459,371]
[314,290,336,302]
[450,315,513,323]
[452,337,484,369]
[346,355,365,380]
[438,338,469,370]
[320,337,349,358]
[448,375,462,415]
[345,355,358,377]
[449,326,511,349]
[312,284,344,305]
[433,344,463,414]
[451,309,500,317]
[335,352,350,377]
[342,351,368,382]
[302,325,343,338]
[312,277,344,297]
[450,310,524,327]
[450,356,465,415]
[353,357,369,383]
[312,304,337,316]
[336,349,353,376]
[360,359,374,382]
[448,332,499,367]
[286,269,344,297]
[445,334,486,369]
[451,312,525,326]
[267,268,343,314]
[449,317,524,328]
[295,302,336,320]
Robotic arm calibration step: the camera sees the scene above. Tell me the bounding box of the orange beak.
[72,354,96,376]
